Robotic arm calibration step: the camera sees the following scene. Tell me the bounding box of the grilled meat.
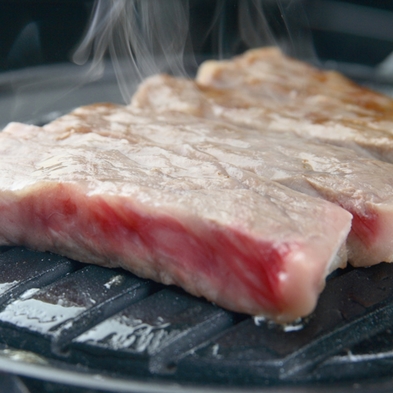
[0,119,350,321]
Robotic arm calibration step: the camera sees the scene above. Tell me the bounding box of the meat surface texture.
[130,76,393,266]
[197,48,393,163]
[0,117,351,322]
[132,47,393,164]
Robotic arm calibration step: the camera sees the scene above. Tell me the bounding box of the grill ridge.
[278,299,393,380]
[0,246,393,389]
[0,248,80,310]
[50,274,156,356]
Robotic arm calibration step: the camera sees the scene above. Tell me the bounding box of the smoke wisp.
[74,0,314,102]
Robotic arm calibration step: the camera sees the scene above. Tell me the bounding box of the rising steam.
[74,0,195,101]
[74,0,314,102]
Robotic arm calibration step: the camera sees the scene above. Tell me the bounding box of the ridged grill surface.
[1,245,393,389]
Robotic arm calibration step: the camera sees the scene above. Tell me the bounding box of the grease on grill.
[0,248,78,309]
[0,246,393,386]
[176,263,393,383]
[73,288,237,375]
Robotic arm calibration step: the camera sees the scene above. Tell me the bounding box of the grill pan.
[2,6,393,389]
[1,243,393,393]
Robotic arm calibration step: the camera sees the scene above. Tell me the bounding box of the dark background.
[0,0,393,72]
[0,0,393,127]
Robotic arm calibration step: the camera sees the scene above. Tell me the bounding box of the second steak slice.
[130,75,393,267]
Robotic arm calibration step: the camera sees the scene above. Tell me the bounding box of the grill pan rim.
[1,349,393,393]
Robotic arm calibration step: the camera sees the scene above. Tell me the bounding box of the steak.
[196,48,393,163]
[132,48,393,163]
[0,120,351,322]
[130,75,393,266]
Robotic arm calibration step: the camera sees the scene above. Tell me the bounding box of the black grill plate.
[1,246,393,392]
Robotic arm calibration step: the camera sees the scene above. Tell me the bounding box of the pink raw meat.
[0,119,351,322]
